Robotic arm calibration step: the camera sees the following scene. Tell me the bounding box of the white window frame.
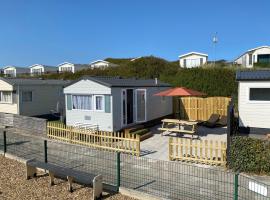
[22,91,33,103]
[247,86,270,104]
[0,91,13,104]
[31,67,44,75]
[135,89,147,123]
[71,94,93,111]
[94,95,105,112]
[60,66,74,73]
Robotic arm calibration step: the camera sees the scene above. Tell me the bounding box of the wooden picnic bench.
[158,119,198,138]
[26,159,103,200]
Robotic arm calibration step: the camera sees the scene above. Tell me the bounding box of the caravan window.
[249,88,270,101]
[95,95,104,111]
[0,91,12,103]
[72,95,92,110]
[22,91,33,102]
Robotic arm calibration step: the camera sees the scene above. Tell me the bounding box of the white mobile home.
[237,70,270,129]
[179,52,208,68]
[0,78,70,116]
[64,76,172,132]
[29,64,57,76]
[90,60,118,68]
[3,66,29,77]
[58,62,90,73]
[234,46,270,68]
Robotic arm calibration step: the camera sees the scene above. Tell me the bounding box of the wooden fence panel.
[169,137,227,166]
[47,122,140,156]
[174,96,231,121]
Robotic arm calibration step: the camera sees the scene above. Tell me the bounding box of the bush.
[37,56,238,97]
[228,136,270,175]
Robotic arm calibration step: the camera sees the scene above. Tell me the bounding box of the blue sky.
[0,0,270,66]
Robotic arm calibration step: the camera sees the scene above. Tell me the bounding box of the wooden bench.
[26,159,103,200]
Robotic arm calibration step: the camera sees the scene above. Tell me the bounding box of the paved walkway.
[141,125,227,160]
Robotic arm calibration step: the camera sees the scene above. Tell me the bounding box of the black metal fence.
[0,130,269,200]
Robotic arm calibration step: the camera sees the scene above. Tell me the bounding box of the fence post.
[116,152,121,191]
[3,130,7,154]
[44,140,48,163]
[226,100,233,165]
[234,173,239,200]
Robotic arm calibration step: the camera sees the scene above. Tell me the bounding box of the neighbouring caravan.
[237,70,270,129]
[0,77,70,117]
[58,62,90,73]
[3,66,29,77]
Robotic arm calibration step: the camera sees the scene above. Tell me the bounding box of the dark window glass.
[249,54,252,65]
[200,58,203,65]
[250,88,270,101]
[257,54,270,63]
[183,59,186,67]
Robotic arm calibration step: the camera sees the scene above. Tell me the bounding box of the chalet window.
[183,59,186,67]
[5,70,15,77]
[72,95,92,110]
[257,54,270,63]
[22,91,33,102]
[249,54,252,65]
[95,95,104,111]
[32,68,43,75]
[200,58,203,65]
[61,67,73,72]
[249,88,270,101]
[0,91,12,103]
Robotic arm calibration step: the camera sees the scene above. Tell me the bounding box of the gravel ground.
[0,156,137,200]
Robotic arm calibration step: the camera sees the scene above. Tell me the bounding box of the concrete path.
[141,125,227,161]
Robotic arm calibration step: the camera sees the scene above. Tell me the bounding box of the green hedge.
[37,56,238,97]
[160,67,237,97]
[228,136,270,175]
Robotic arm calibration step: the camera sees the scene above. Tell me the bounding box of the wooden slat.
[169,137,227,166]
[47,122,140,156]
[176,96,231,121]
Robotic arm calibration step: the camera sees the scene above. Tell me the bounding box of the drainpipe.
[17,85,20,115]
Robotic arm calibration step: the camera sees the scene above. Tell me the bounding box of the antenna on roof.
[212,32,218,67]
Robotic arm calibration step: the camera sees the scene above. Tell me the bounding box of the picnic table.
[158,119,198,138]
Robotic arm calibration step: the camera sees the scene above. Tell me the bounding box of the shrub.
[37,56,238,97]
[228,136,270,175]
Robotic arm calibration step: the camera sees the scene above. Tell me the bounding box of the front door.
[126,89,134,124]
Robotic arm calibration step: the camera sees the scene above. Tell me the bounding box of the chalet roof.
[0,77,70,86]
[69,76,171,87]
[178,52,208,58]
[236,70,270,81]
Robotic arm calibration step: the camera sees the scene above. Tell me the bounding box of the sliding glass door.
[136,89,146,122]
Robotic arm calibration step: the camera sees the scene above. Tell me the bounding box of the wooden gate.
[47,122,140,156]
[169,137,227,166]
[174,96,231,121]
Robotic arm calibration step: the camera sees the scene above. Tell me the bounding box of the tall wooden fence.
[47,122,140,156]
[173,96,231,121]
[169,137,227,166]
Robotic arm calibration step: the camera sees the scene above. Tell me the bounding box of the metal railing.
[1,130,269,200]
